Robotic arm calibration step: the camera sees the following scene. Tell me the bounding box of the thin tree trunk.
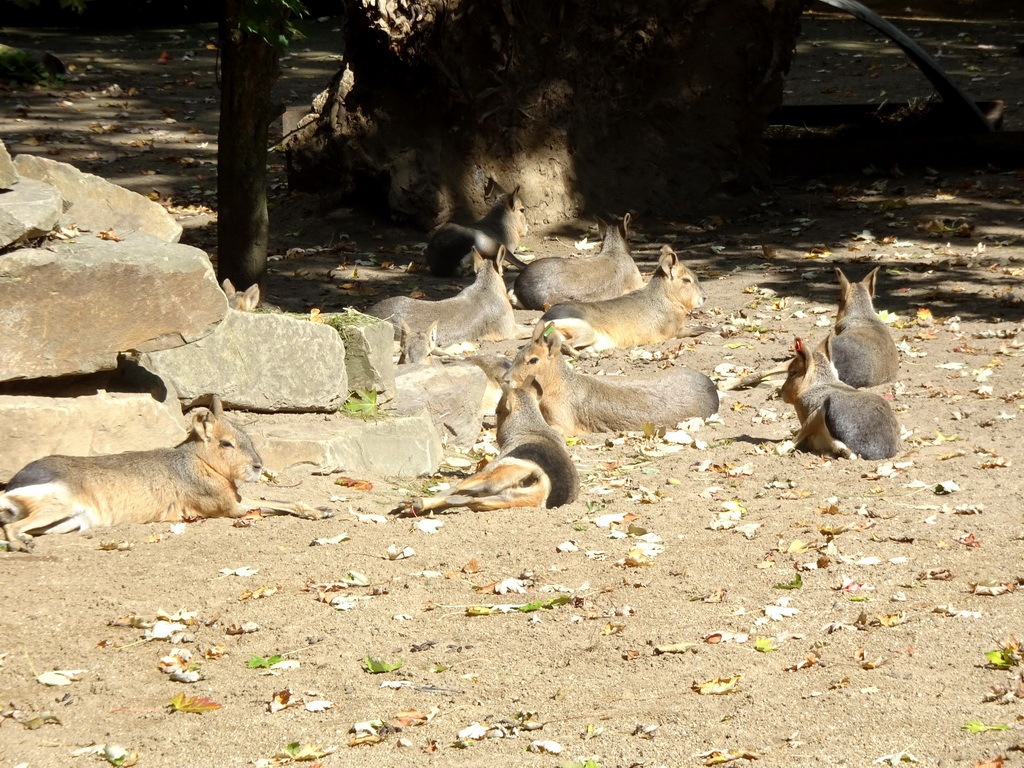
[217,0,285,295]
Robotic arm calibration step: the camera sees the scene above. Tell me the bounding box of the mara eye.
[220,439,234,448]
[528,357,539,365]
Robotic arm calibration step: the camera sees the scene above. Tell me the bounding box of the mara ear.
[506,185,521,208]
[494,245,507,273]
[399,318,413,337]
[520,373,543,400]
[620,212,631,237]
[834,266,850,290]
[655,245,678,277]
[471,247,486,273]
[427,320,440,346]
[221,278,236,295]
[238,284,260,310]
[791,337,811,369]
[595,215,608,239]
[191,406,215,442]
[793,337,807,358]
[821,332,835,361]
[541,321,561,351]
[864,265,881,296]
[531,319,549,341]
[209,394,224,419]
[529,375,544,400]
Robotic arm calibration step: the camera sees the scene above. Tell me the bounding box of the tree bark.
[217,0,286,295]
[285,0,806,230]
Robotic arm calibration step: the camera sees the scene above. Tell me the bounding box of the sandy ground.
[2,7,1024,768]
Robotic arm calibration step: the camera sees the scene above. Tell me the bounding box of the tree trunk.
[285,0,805,230]
[217,0,286,295]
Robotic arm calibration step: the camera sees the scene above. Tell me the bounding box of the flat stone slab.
[248,410,441,478]
[0,392,186,483]
[0,177,61,248]
[141,311,349,413]
[14,153,183,243]
[0,233,226,382]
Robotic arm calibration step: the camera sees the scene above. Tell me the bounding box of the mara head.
[654,245,705,310]
[190,395,263,486]
[508,321,566,389]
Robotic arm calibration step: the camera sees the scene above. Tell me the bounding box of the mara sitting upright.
[830,266,900,388]
[780,336,901,460]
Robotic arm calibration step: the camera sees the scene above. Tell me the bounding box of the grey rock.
[394,361,488,448]
[13,153,183,243]
[0,177,61,248]
[141,311,349,413]
[0,392,186,483]
[248,409,441,477]
[323,311,396,403]
[0,140,17,189]
[0,234,226,382]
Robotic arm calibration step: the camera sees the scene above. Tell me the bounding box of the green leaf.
[985,649,1017,669]
[432,664,449,673]
[343,389,378,416]
[774,573,803,590]
[754,638,777,653]
[467,595,571,616]
[517,595,570,612]
[962,720,1009,734]
[362,656,404,674]
[247,654,284,669]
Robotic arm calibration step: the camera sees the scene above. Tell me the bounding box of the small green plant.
[247,653,284,669]
[774,573,803,590]
[962,720,1009,734]
[343,389,377,416]
[985,636,1021,669]
[362,656,403,674]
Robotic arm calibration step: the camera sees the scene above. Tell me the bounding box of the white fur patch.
[3,482,65,503]
[3,482,99,533]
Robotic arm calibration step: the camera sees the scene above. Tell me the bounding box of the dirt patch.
[2,8,1024,768]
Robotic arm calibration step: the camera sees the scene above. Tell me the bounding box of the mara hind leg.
[239,498,334,521]
[548,319,599,350]
[412,460,552,513]
[785,409,857,459]
[2,486,83,551]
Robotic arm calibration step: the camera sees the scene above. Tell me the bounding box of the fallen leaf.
[335,476,373,491]
[168,692,221,714]
[693,674,743,695]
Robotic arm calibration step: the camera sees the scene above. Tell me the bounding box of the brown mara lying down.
[1,395,327,551]
[401,375,579,514]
